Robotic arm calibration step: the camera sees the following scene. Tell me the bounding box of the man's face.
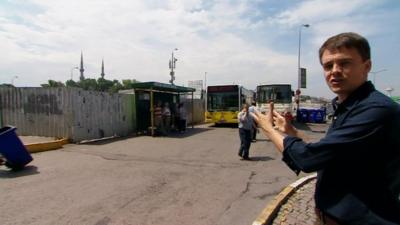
[321,47,371,101]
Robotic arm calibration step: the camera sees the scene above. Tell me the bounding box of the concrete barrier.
[25,138,69,153]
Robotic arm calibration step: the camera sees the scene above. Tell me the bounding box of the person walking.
[252,32,400,224]
[162,102,171,135]
[249,101,258,142]
[238,103,253,160]
[178,102,187,133]
[153,101,163,135]
[173,102,180,132]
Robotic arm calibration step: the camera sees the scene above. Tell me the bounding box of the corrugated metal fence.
[0,87,136,142]
[182,98,205,125]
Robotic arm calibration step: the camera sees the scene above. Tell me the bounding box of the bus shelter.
[129,82,195,136]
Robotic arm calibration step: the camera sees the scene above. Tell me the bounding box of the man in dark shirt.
[252,32,400,224]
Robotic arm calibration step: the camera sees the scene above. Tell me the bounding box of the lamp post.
[204,72,207,91]
[169,48,178,85]
[385,87,393,97]
[70,66,79,80]
[204,72,207,112]
[370,69,387,86]
[296,24,310,111]
[11,75,18,86]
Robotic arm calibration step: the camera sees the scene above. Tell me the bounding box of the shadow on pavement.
[292,121,312,131]
[209,123,238,129]
[249,156,274,162]
[253,138,272,142]
[80,127,215,144]
[79,134,138,146]
[0,165,39,178]
[160,127,214,139]
[293,121,328,133]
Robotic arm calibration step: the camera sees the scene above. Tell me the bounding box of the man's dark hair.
[319,32,370,64]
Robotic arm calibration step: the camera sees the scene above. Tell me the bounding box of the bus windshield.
[207,92,239,111]
[257,85,292,104]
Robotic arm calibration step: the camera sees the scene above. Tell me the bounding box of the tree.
[121,79,139,89]
[78,78,98,91]
[41,80,65,87]
[65,79,79,88]
[0,83,14,88]
[63,76,139,93]
[108,79,123,93]
[97,78,115,92]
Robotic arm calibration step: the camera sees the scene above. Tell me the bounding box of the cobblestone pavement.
[272,178,320,225]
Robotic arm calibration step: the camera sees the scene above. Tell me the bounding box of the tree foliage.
[0,83,15,88]
[121,79,139,89]
[41,77,139,93]
[41,80,65,87]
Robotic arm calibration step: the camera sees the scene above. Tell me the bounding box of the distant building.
[188,80,203,99]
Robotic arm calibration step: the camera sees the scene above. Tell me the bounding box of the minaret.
[79,51,85,81]
[101,58,105,79]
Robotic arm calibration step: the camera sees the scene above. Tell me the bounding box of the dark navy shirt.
[283,81,400,224]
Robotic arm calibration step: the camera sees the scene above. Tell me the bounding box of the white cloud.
[272,0,381,26]
[1,0,292,84]
[0,0,399,98]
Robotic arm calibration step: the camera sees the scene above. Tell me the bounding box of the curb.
[252,173,317,225]
[25,138,69,153]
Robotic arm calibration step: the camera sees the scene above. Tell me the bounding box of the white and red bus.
[256,84,295,119]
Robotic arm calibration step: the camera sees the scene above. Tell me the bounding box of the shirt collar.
[331,81,375,111]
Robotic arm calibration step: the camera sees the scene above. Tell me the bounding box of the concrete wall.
[0,87,136,142]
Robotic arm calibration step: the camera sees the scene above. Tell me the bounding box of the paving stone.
[270,179,323,225]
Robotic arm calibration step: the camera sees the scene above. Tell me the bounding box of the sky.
[0,0,399,98]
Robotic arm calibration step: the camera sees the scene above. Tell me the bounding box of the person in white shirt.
[238,103,253,160]
[248,101,258,142]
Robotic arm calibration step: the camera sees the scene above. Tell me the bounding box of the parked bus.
[256,84,295,119]
[206,85,254,124]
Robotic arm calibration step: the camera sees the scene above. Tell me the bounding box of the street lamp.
[11,75,18,86]
[385,87,393,97]
[204,72,207,90]
[204,72,207,112]
[370,69,387,86]
[70,66,79,80]
[296,24,310,111]
[169,48,178,85]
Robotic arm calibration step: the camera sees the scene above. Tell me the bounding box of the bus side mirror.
[291,91,295,96]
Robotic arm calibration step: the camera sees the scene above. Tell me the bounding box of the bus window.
[206,85,254,124]
[257,86,292,104]
[208,92,239,112]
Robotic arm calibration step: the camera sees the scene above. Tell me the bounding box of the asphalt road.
[0,123,327,225]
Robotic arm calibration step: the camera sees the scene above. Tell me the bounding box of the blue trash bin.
[308,109,317,123]
[297,109,309,123]
[307,109,326,123]
[314,109,326,123]
[0,126,33,169]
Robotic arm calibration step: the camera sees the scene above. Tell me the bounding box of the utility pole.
[296,24,310,113]
[204,72,207,112]
[11,75,18,86]
[370,69,387,86]
[169,48,178,85]
[70,67,79,80]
